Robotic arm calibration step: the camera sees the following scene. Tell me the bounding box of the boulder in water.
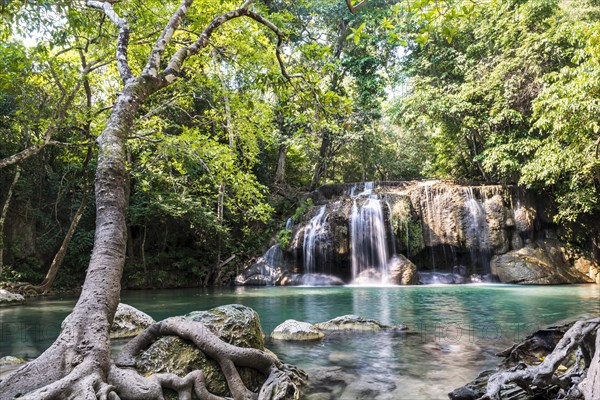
[134,304,290,398]
[418,272,465,284]
[353,268,385,284]
[0,289,25,306]
[271,320,325,341]
[388,255,418,285]
[111,303,155,339]
[315,315,407,331]
[293,273,345,286]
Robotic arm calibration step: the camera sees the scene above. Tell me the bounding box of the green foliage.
[391,0,600,230]
[292,198,314,222]
[277,228,292,249]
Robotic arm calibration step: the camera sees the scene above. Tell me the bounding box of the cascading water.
[350,182,390,283]
[302,205,329,274]
[464,188,491,273]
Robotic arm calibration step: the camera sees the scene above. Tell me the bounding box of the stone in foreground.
[135,304,303,399]
[111,303,155,339]
[271,320,325,341]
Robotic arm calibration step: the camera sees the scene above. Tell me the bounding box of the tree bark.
[0,78,147,399]
[274,143,288,185]
[0,165,21,279]
[310,130,331,191]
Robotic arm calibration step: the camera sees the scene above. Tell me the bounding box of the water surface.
[1,284,598,398]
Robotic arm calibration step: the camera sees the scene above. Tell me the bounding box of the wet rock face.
[135,304,266,398]
[573,255,600,284]
[490,239,595,284]
[111,303,155,339]
[238,181,599,286]
[0,289,24,306]
[271,320,324,341]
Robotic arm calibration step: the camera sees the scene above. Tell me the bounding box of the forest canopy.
[1,0,599,289]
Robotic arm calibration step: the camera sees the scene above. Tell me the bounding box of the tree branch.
[160,0,255,86]
[142,0,194,78]
[344,0,369,14]
[86,0,133,83]
[246,10,301,82]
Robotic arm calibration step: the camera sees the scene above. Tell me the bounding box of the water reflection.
[0,284,598,398]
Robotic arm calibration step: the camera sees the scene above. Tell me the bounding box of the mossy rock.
[135,304,267,398]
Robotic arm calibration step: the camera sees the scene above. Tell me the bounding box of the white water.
[464,188,491,273]
[302,205,329,274]
[350,182,390,283]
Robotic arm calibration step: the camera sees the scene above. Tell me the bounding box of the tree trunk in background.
[30,185,90,293]
[310,130,331,191]
[274,106,288,186]
[274,143,288,185]
[14,147,94,295]
[0,165,21,280]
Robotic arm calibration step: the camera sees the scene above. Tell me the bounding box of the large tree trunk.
[310,130,331,191]
[0,79,146,398]
[0,165,21,279]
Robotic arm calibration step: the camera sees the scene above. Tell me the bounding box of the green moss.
[391,197,425,256]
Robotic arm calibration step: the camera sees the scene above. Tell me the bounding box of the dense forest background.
[1,0,599,290]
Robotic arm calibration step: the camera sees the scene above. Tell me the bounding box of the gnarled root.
[0,317,305,400]
[115,316,305,400]
[479,318,600,400]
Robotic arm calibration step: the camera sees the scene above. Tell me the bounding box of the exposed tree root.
[478,318,600,400]
[0,317,305,400]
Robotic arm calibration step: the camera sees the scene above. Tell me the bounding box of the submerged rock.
[135,304,295,398]
[0,356,26,365]
[291,273,345,286]
[315,315,406,331]
[271,320,324,341]
[111,303,155,339]
[303,367,356,400]
[418,272,466,285]
[490,239,594,284]
[0,289,25,306]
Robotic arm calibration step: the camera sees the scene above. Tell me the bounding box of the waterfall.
[385,199,397,256]
[303,205,329,274]
[350,183,390,283]
[422,185,437,272]
[464,188,491,273]
[285,217,293,230]
[261,244,283,285]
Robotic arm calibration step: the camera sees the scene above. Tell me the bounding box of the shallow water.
[1,284,599,398]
